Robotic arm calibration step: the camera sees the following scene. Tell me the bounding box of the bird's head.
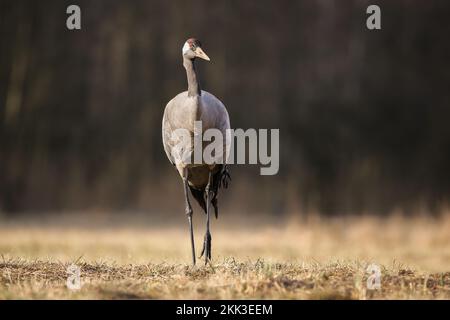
[182,38,210,61]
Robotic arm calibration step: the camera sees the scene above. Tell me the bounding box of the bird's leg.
[200,171,212,264]
[183,168,196,266]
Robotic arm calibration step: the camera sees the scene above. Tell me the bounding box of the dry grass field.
[0,213,449,299]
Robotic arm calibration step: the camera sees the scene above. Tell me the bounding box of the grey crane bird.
[162,38,231,265]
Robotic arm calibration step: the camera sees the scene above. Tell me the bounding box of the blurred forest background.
[0,0,449,217]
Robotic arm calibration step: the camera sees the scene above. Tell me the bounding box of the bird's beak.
[195,47,210,61]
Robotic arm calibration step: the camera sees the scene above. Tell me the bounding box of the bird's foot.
[199,231,212,265]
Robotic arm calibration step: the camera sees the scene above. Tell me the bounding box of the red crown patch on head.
[186,38,202,50]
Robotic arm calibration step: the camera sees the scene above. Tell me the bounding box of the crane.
[162,38,231,265]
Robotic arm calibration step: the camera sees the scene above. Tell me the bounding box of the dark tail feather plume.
[189,165,231,219]
[211,165,231,219]
[189,186,207,213]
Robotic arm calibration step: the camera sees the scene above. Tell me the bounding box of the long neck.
[183,57,201,97]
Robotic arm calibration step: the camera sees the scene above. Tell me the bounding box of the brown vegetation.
[1,214,449,299]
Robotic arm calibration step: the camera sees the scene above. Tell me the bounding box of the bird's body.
[163,90,230,187]
[162,39,231,265]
